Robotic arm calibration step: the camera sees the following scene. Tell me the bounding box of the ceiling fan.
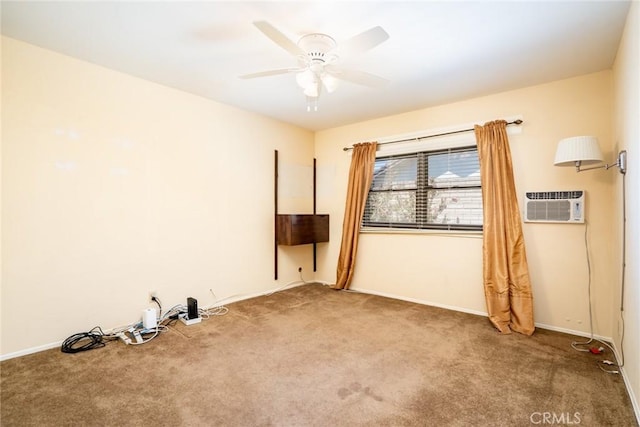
[240,21,390,110]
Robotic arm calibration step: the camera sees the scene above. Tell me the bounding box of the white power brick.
[143,308,157,329]
[179,313,202,326]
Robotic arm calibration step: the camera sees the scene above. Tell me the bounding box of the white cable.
[571,221,595,352]
[617,173,627,367]
[117,279,315,348]
[315,280,334,287]
[109,278,326,348]
[571,173,628,375]
[600,173,627,373]
[263,280,305,296]
[126,325,168,345]
[595,173,627,373]
[569,221,615,358]
[204,306,229,316]
[160,304,185,322]
[206,289,229,316]
[211,280,308,304]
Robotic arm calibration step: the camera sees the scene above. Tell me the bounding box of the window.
[362,146,483,231]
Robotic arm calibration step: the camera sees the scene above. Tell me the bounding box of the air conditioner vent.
[524,191,584,223]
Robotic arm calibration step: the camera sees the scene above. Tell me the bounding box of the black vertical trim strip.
[274,150,278,280]
[313,158,317,273]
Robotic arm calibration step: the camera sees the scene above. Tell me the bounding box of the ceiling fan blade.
[325,66,389,88]
[338,26,389,57]
[239,68,302,79]
[253,21,305,57]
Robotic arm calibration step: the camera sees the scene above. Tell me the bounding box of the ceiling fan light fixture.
[244,21,390,111]
[321,73,339,93]
[303,83,319,98]
[295,69,315,89]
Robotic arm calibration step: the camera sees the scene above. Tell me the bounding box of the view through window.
[362,146,483,231]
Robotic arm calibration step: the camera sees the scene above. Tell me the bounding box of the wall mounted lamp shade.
[554,135,627,174]
[554,136,603,166]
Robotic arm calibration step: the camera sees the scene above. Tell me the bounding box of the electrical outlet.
[298,267,302,272]
[149,290,157,302]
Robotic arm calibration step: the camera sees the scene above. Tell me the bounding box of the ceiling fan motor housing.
[297,33,337,63]
[242,21,390,105]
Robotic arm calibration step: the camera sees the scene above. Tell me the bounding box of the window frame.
[362,145,483,233]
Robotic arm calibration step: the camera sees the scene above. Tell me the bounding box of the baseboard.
[206,280,311,307]
[349,287,488,317]
[533,321,613,343]
[350,287,618,341]
[620,363,640,424]
[0,281,313,362]
[533,320,639,422]
[0,341,62,362]
[3,281,639,425]
[610,340,640,424]
[3,281,637,424]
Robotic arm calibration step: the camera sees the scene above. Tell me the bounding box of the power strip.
[116,332,132,345]
[179,314,202,326]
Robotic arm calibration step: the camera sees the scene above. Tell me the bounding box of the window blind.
[363,146,482,231]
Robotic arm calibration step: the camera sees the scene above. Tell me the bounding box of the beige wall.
[1,25,636,422]
[315,71,616,338]
[613,0,640,416]
[1,37,315,357]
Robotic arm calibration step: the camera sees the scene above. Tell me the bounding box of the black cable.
[161,315,180,327]
[61,326,115,354]
[151,296,162,317]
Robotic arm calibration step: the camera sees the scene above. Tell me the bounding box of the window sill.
[360,227,483,238]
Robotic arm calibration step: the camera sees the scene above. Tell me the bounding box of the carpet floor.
[1,284,637,426]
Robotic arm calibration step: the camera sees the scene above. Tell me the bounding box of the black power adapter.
[187,297,198,320]
[180,297,201,325]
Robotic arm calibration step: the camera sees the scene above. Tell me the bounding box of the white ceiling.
[1,1,631,131]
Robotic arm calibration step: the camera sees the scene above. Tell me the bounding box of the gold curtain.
[474,121,535,336]
[334,142,378,290]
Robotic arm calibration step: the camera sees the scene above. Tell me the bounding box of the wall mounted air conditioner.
[524,191,585,223]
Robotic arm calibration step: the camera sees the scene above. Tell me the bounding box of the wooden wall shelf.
[277,214,329,246]
[274,151,327,279]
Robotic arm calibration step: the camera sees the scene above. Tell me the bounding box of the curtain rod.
[342,119,523,152]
